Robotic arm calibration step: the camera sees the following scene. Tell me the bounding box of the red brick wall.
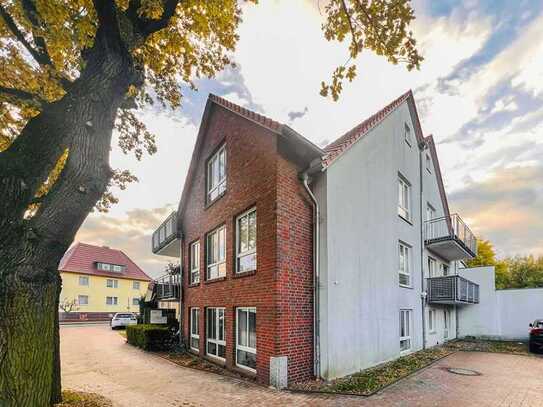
[276,156,315,383]
[179,104,314,384]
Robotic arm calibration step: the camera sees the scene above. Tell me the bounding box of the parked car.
[529,319,543,353]
[110,313,137,329]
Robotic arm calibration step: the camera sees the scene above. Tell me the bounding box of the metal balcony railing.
[427,275,479,305]
[154,272,181,301]
[424,214,477,259]
[152,212,178,254]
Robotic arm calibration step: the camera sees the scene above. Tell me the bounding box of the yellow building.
[58,242,152,322]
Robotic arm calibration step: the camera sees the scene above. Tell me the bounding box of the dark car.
[529,319,543,353]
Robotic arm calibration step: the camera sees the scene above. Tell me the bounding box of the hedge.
[126,324,172,351]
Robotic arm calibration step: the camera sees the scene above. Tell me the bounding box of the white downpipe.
[301,172,320,379]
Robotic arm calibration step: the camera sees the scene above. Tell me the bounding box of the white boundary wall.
[458,266,543,340]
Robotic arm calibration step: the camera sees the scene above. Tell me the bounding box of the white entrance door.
[443,309,450,340]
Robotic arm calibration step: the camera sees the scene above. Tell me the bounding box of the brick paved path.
[61,325,543,406]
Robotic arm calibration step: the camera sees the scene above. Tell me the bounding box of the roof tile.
[58,242,152,281]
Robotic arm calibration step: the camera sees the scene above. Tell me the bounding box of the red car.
[529,319,543,353]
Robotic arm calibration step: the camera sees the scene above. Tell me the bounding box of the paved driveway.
[61,325,543,406]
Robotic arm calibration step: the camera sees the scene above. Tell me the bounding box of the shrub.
[126,324,172,351]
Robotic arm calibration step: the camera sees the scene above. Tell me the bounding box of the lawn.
[289,339,533,396]
[290,346,453,396]
[446,338,530,355]
[55,390,112,407]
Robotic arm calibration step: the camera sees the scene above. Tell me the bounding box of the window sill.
[205,191,227,210]
[204,354,226,367]
[233,269,256,279]
[188,282,201,288]
[189,348,199,355]
[398,214,413,225]
[232,365,257,378]
[204,277,226,285]
[399,284,413,289]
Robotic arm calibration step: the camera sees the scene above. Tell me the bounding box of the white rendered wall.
[458,266,543,340]
[421,143,457,347]
[317,101,424,380]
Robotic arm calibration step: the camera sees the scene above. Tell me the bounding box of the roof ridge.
[208,93,283,133]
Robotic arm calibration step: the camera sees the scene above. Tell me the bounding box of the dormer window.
[404,123,411,147]
[96,262,126,273]
[207,144,227,203]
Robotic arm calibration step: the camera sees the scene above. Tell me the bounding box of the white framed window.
[207,144,227,202]
[426,153,432,173]
[399,242,411,287]
[400,309,412,353]
[206,226,226,280]
[206,307,225,360]
[441,263,450,276]
[112,264,123,272]
[236,208,257,273]
[190,240,200,284]
[106,279,118,288]
[106,296,118,305]
[132,281,140,290]
[132,298,139,306]
[428,309,435,333]
[236,307,256,371]
[78,295,88,305]
[190,308,200,351]
[97,262,111,271]
[79,276,89,286]
[398,175,411,220]
[428,257,437,278]
[426,203,436,221]
[404,122,412,146]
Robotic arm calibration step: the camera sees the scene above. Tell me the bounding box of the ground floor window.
[206,307,225,359]
[132,298,139,306]
[400,309,412,353]
[78,295,88,305]
[236,307,256,371]
[428,309,435,333]
[190,308,200,351]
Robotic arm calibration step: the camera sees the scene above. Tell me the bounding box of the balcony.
[424,214,477,261]
[152,211,180,257]
[154,273,181,302]
[427,275,479,305]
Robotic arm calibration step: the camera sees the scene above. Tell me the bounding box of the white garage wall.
[458,266,543,340]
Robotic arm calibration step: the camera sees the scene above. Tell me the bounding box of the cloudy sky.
[76,0,543,278]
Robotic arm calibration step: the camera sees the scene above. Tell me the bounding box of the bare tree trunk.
[0,241,65,407]
[0,3,142,404]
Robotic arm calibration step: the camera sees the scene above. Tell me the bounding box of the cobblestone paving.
[61,325,543,406]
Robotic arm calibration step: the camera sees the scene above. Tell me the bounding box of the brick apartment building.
[151,91,481,386]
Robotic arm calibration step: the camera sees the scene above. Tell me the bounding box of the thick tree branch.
[125,0,180,37]
[0,4,50,66]
[20,0,53,66]
[0,85,46,107]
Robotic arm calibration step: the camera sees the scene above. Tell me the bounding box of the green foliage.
[467,238,543,289]
[126,324,171,351]
[502,255,543,289]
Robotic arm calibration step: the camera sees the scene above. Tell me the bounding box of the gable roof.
[58,242,152,281]
[176,94,324,230]
[323,90,424,167]
[322,90,451,221]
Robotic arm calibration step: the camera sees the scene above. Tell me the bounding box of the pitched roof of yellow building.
[58,242,152,282]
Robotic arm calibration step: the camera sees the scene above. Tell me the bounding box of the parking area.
[61,325,543,406]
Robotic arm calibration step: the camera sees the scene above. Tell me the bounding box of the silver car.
[110,313,137,329]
